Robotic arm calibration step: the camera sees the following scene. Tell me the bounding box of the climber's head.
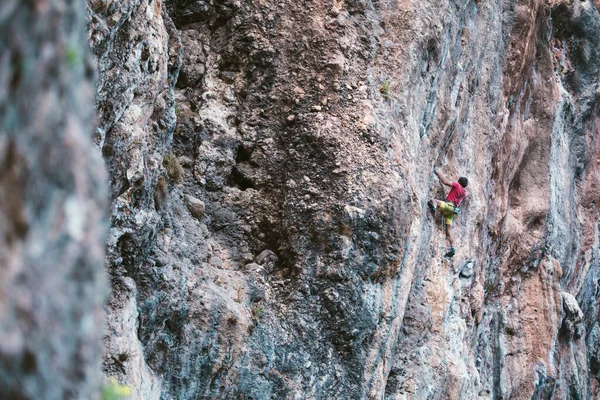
[458,177,468,188]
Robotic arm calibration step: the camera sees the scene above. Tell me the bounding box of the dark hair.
[458,177,468,188]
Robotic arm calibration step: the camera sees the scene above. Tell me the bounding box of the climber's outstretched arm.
[434,169,453,187]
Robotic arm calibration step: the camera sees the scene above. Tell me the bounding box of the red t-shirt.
[446,182,466,206]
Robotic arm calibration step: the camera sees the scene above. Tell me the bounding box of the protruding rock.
[183,195,205,220]
[209,255,224,268]
[244,263,262,273]
[561,291,583,336]
[219,71,236,84]
[256,250,278,273]
[247,277,267,303]
[459,261,474,279]
[178,156,195,168]
[325,52,345,72]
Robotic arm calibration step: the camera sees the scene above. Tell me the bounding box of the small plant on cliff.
[235,286,242,303]
[65,46,81,68]
[163,153,183,182]
[380,79,392,99]
[154,177,168,210]
[252,304,264,322]
[115,351,132,365]
[102,377,132,400]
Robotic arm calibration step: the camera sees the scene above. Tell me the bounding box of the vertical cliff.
[0,1,108,399]
[92,0,600,399]
[383,0,600,399]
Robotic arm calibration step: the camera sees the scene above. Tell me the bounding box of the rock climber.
[427,169,468,258]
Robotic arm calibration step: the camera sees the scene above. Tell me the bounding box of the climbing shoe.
[427,200,436,212]
[445,247,455,258]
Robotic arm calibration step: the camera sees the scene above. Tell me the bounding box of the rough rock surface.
[93,0,600,399]
[0,2,108,399]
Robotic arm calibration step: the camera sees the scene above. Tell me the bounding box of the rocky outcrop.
[88,0,182,395]
[562,291,584,337]
[0,2,107,399]
[92,0,600,399]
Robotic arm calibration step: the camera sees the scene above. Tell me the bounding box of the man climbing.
[427,169,468,258]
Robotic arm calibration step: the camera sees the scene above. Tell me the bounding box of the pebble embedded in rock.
[219,71,236,83]
[183,195,205,219]
[459,261,474,278]
[209,255,224,268]
[178,156,194,168]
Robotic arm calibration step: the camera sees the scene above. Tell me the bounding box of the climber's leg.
[438,202,457,257]
[445,223,454,248]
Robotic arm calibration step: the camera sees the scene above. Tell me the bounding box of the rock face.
[94,0,600,399]
[0,2,108,399]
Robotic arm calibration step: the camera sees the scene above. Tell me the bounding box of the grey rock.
[209,255,224,268]
[256,249,278,265]
[92,0,184,396]
[255,250,278,273]
[244,263,262,272]
[0,2,107,398]
[562,291,584,337]
[219,71,236,84]
[247,277,267,303]
[178,156,195,168]
[459,260,474,279]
